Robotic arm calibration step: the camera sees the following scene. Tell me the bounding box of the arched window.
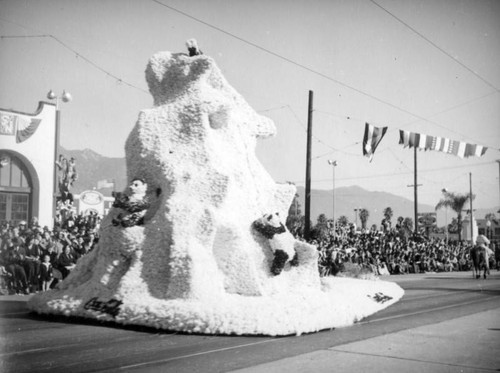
[0,152,32,224]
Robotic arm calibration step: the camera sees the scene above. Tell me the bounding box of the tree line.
[286,188,496,242]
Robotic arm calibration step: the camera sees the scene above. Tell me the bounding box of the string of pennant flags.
[362,122,488,161]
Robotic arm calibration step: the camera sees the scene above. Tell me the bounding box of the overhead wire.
[287,160,495,185]
[1,5,497,168]
[151,0,499,151]
[0,34,149,95]
[2,7,497,154]
[369,0,500,93]
[315,88,499,149]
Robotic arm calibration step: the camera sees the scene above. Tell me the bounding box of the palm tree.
[383,207,393,222]
[359,208,369,230]
[337,215,349,227]
[382,207,393,231]
[312,213,329,240]
[435,190,474,242]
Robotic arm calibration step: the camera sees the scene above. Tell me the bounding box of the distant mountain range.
[294,185,435,225]
[61,147,127,195]
[63,148,498,226]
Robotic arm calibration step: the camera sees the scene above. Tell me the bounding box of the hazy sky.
[1,0,499,212]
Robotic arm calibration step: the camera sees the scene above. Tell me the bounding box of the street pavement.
[2,272,499,373]
[230,306,500,373]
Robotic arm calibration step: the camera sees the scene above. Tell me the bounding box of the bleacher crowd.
[0,215,100,295]
[306,224,500,278]
[2,211,499,295]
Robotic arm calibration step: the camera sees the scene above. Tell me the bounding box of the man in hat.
[471,234,491,279]
[477,234,494,256]
[112,177,150,227]
[4,237,29,294]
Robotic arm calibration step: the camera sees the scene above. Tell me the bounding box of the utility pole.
[304,90,313,240]
[407,147,422,233]
[328,160,337,233]
[413,146,418,233]
[469,172,474,243]
[497,160,500,209]
[442,188,449,245]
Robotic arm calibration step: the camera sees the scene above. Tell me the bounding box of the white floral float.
[28,41,404,336]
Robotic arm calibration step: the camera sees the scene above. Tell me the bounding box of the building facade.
[476,218,500,242]
[0,102,57,227]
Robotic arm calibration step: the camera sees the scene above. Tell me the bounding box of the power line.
[3,8,497,157]
[288,160,494,185]
[316,89,498,148]
[151,1,499,152]
[146,3,449,121]
[369,0,500,93]
[269,104,343,154]
[0,34,149,95]
[257,104,288,113]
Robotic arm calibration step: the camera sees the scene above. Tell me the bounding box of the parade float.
[28,40,404,336]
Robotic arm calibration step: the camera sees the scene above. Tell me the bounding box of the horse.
[470,245,490,279]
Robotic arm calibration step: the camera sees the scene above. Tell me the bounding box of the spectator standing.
[39,254,53,291]
[24,237,42,292]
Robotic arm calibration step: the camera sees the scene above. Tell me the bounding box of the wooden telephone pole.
[469,172,474,243]
[304,90,313,240]
[407,147,422,233]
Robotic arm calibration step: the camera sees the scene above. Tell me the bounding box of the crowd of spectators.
[304,224,500,278]
[0,215,100,295]
[2,210,499,295]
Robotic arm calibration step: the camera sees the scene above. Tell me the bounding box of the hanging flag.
[424,135,434,150]
[399,130,410,147]
[363,123,387,161]
[455,141,467,158]
[16,118,41,143]
[398,130,488,158]
[463,143,487,158]
[409,132,419,148]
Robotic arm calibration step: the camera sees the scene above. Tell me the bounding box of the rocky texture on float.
[28,41,404,336]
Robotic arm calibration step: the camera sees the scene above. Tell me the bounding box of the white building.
[0,102,57,227]
[461,215,478,243]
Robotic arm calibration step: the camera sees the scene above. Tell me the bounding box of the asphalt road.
[1,271,499,373]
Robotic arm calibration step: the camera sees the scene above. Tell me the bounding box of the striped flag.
[398,130,488,158]
[363,123,388,161]
[399,130,410,147]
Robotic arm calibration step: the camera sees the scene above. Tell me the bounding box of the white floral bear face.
[263,212,282,228]
[253,212,286,239]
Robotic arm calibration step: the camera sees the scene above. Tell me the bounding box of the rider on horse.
[471,235,493,279]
